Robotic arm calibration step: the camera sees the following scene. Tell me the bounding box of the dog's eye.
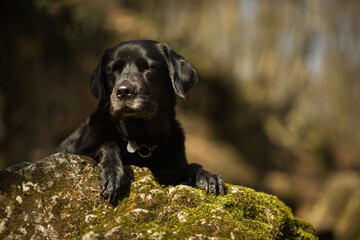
[105,66,112,73]
[111,61,125,72]
[137,59,151,72]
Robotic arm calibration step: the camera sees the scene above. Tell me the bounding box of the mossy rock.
[0,153,317,239]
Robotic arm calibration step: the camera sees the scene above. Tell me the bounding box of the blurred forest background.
[1,0,359,239]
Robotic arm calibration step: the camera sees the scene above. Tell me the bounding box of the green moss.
[0,154,317,240]
[72,179,317,240]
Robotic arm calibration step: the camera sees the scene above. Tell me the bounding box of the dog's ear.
[89,48,109,101]
[158,43,198,99]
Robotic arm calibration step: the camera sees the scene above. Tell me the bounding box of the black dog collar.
[117,120,158,158]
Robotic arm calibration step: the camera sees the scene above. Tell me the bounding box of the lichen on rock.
[0,153,317,239]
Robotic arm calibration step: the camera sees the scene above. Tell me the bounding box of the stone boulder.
[0,153,317,239]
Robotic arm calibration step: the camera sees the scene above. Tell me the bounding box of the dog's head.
[89,40,197,119]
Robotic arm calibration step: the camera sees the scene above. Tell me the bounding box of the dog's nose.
[116,82,136,99]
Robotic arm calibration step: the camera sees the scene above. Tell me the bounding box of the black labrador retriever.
[57,40,225,203]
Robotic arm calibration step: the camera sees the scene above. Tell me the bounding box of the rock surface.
[0,153,317,239]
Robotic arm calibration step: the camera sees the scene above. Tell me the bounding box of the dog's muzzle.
[110,80,158,119]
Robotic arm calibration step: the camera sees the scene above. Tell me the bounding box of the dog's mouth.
[118,106,135,117]
[110,95,158,120]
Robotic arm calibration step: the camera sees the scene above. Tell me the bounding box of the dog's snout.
[116,82,136,99]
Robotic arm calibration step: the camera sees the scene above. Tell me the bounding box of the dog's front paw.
[195,168,225,195]
[187,164,225,195]
[98,161,125,204]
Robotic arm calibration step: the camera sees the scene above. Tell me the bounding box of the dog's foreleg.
[96,142,126,204]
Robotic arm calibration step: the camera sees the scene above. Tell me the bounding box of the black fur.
[57,40,225,203]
